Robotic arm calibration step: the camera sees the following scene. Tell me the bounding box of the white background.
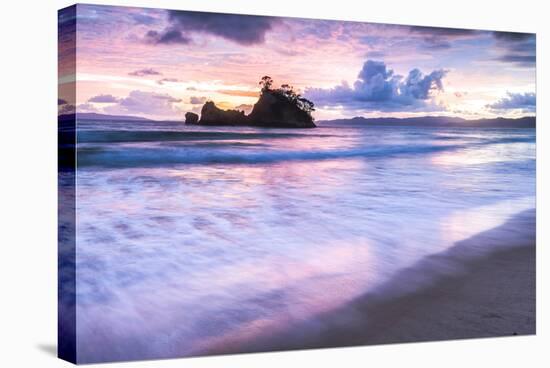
[0,0,547,366]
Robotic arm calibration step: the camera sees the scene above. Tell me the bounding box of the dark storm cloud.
[131,13,156,25]
[487,92,536,111]
[146,10,280,46]
[497,54,536,64]
[88,94,120,103]
[493,32,533,42]
[492,31,535,67]
[409,26,477,50]
[157,78,180,85]
[409,26,477,37]
[128,68,163,77]
[146,29,191,45]
[305,60,448,112]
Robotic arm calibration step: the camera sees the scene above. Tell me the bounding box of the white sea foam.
[69,123,535,362]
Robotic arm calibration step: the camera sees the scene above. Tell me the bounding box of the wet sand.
[207,209,536,354]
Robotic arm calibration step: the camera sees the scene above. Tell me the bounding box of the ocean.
[67,119,535,362]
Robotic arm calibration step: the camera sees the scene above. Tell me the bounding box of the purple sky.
[58,4,536,120]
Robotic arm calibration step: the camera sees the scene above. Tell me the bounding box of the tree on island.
[259,76,315,116]
[259,76,273,92]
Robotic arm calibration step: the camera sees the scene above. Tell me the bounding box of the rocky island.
[185,76,316,128]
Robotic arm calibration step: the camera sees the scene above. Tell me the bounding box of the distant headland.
[319,116,536,128]
[58,111,535,129]
[185,76,317,128]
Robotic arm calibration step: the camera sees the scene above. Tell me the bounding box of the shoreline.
[206,209,536,355]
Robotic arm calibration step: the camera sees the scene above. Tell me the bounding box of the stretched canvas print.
[58,3,536,364]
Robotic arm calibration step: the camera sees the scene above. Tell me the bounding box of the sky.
[58,4,536,121]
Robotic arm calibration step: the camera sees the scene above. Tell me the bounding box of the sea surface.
[66,119,536,362]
